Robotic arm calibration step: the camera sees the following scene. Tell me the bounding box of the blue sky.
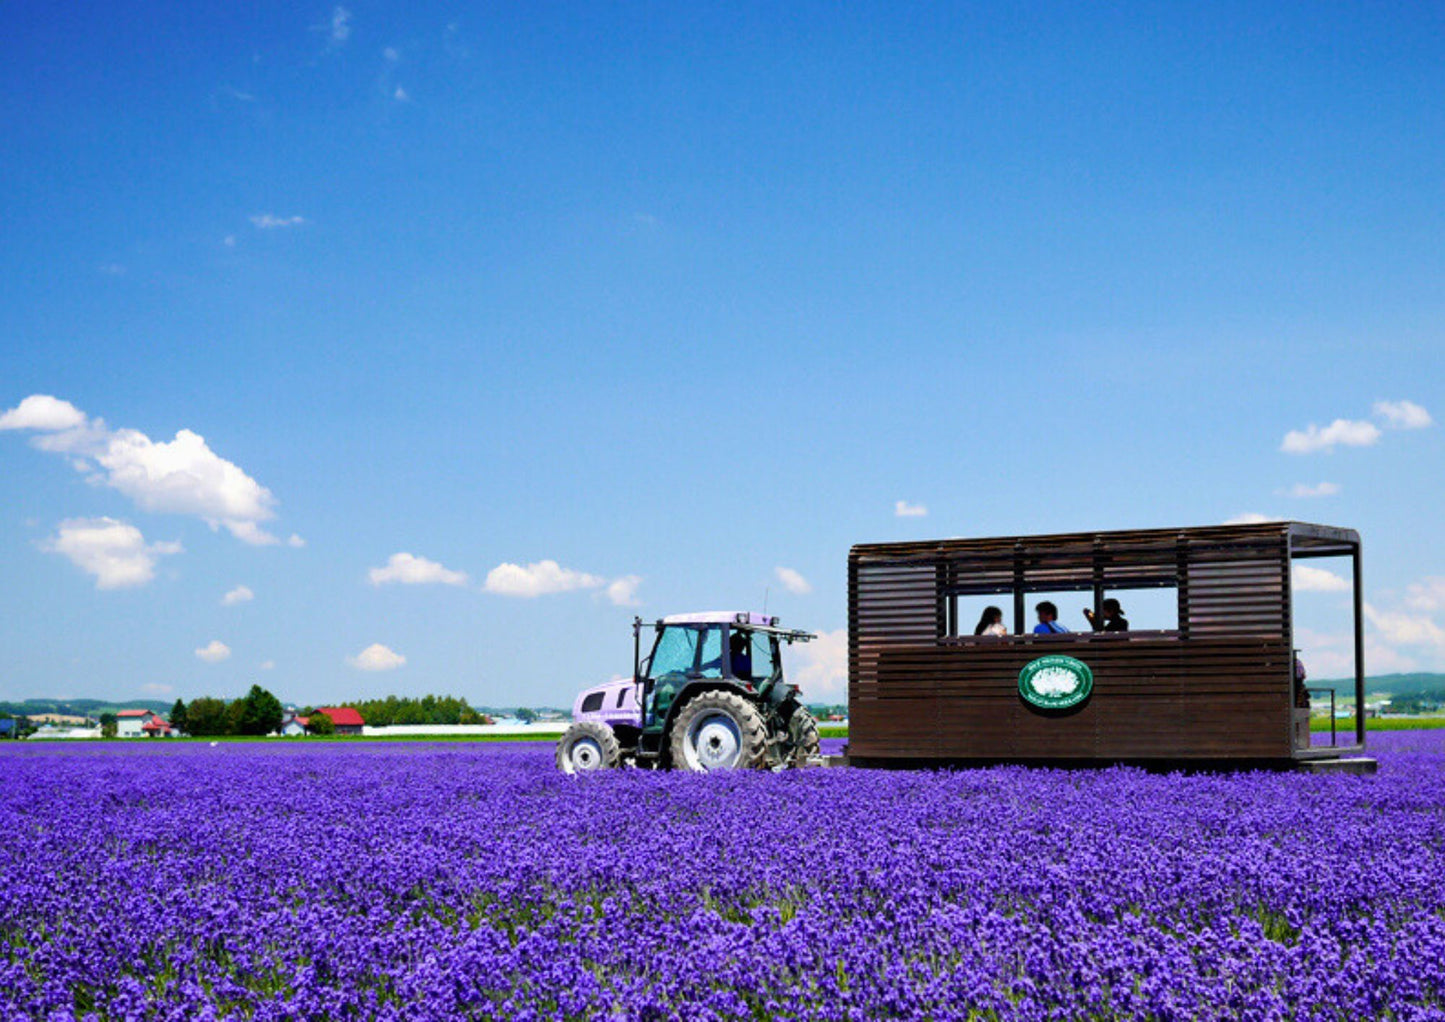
[1,1,1441,707]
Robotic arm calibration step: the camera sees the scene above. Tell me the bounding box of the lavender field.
[3,736,1444,1021]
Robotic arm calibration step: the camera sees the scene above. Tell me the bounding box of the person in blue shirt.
[1033,601,1071,635]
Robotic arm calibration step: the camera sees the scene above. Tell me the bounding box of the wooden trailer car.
[847,522,1370,770]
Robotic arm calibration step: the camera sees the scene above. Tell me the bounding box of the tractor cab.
[640,612,793,731]
[557,611,819,773]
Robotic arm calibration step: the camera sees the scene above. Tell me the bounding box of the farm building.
[115,709,154,738]
[848,521,1367,769]
[316,707,365,735]
[279,715,309,736]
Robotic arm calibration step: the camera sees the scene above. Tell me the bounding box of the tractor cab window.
[698,627,725,678]
[730,629,777,683]
[649,626,700,678]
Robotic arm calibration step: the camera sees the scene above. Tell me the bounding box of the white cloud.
[1294,627,1417,678]
[1363,604,1445,647]
[393,86,409,102]
[775,567,812,595]
[1281,418,1381,454]
[1293,564,1350,593]
[483,559,604,597]
[250,213,307,229]
[42,517,181,590]
[260,660,276,670]
[348,643,405,671]
[383,46,399,61]
[219,85,255,102]
[605,575,642,607]
[1405,578,1445,614]
[1280,482,1340,499]
[789,629,847,699]
[0,395,288,546]
[143,682,174,695]
[1374,399,1432,430]
[0,395,87,432]
[223,235,237,247]
[894,500,928,518]
[1223,512,1277,525]
[222,584,254,606]
[329,6,351,43]
[195,639,232,663]
[368,552,468,587]
[288,533,306,548]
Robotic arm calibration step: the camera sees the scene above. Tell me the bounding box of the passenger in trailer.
[973,605,1008,637]
[1033,601,1070,635]
[1083,598,1129,632]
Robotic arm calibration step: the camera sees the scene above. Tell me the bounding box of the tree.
[306,711,335,736]
[170,698,189,735]
[237,684,284,736]
[99,712,117,739]
[516,707,539,724]
[185,696,231,737]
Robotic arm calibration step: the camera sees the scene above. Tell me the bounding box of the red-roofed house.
[116,709,154,739]
[141,716,173,738]
[279,714,310,736]
[317,707,364,734]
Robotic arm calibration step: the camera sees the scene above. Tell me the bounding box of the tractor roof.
[660,611,777,626]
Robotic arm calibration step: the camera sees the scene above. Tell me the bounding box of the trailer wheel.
[786,706,822,766]
[669,691,768,772]
[556,721,621,775]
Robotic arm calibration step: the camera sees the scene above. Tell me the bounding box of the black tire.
[668,690,768,772]
[785,706,821,766]
[555,721,621,775]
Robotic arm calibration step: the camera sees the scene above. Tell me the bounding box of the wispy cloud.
[349,643,404,671]
[775,567,812,595]
[393,86,409,102]
[484,559,604,598]
[383,46,400,62]
[894,500,928,518]
[1279,482,1340,499]
[789,629,847,698]
[1293,564,1350,593]
[219,85,255,102]
[1281,419,1380,455]
[222,584,254,606]
[605,575,642,607]
[1223,512,1277,525]
[0,394,293,546]
[42,517,181,590]
[1374,399,1432,430]
[195,639,232,663]
[368,552,467,587]
[250,213,307,230]
[329,6,351,44]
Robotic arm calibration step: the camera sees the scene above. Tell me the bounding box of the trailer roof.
[850,521,1359,559]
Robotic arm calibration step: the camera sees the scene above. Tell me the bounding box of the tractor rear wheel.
[669,691,768,772]
[556,721,621,775]
[786,706,821,766]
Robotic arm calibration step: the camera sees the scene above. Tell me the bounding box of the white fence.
[360,722,569,738]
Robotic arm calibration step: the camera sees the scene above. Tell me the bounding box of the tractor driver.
[699,629,755,679]
[729,629,753,679]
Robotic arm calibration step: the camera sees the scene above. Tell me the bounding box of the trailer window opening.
[948,585,1180,637]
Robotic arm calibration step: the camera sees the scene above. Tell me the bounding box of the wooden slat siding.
[848,522,1357,764]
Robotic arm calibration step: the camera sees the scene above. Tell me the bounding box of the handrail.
[1305,686,1337,747]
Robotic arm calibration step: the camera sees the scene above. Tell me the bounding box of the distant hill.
[1358,673,1445,698]
[0,697,174,719]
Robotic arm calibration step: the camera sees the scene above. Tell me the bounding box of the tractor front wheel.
[669,691,768,772]
[556,721,621,775]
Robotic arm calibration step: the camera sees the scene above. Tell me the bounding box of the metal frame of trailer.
[846,522,1371,770]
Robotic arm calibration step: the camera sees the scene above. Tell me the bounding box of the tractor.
[555,612,821,773]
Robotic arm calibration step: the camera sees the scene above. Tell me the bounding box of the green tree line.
[171,685,285,737]
[346,694,489,727]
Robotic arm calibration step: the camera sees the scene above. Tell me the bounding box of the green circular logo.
[1018,655,1093,710]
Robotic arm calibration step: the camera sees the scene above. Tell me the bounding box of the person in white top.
[973,605,1008,637]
